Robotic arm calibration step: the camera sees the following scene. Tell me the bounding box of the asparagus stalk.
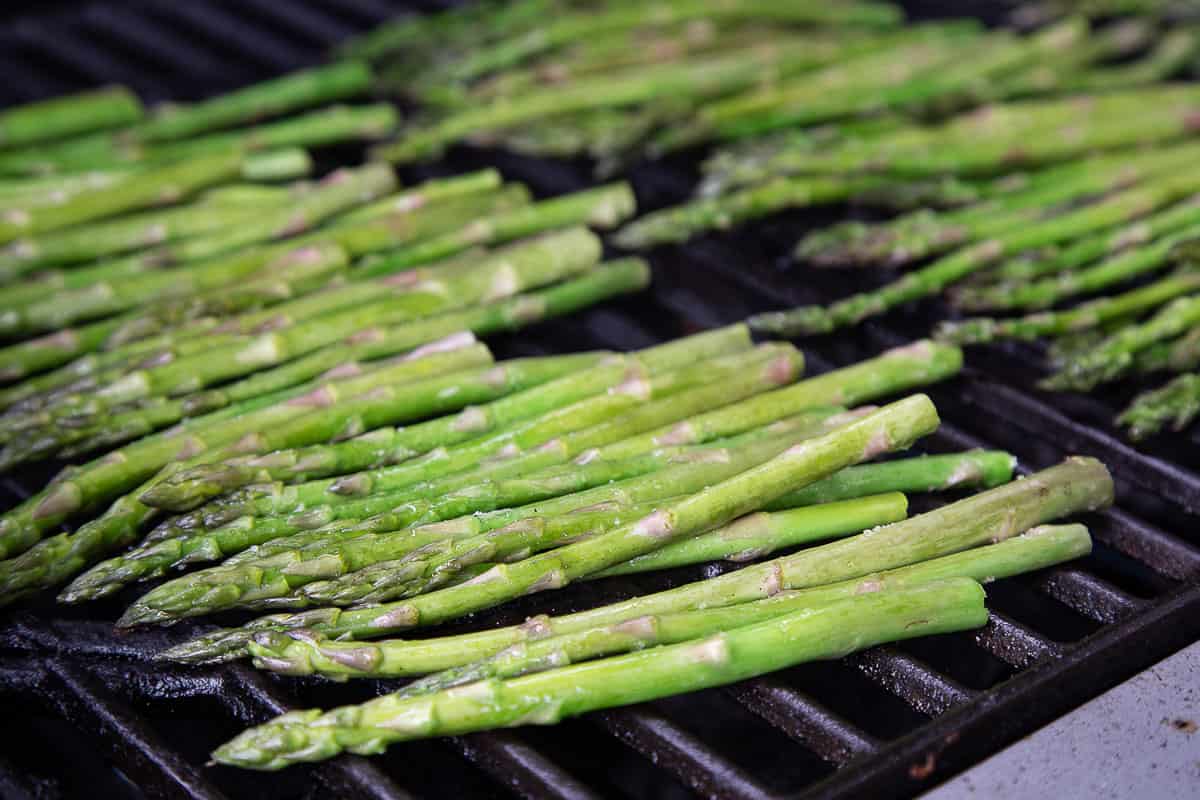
[593,492,909,578]
[436,0,902,84]
[304,523,1089,687]
[939,270,1200,346]
[166,339,955,535]
[167,397,951,660]
[354,183,636,277]
[792,146,1200,268]
[0,339,495,557]
[133,61,373,143]
[140,325,752,509]
[120,412,847,622]
[24,227,602,409]
[216,579,985,770]
[1042,295,1200,391]
[1135,326,1200,375]
[0,351,614,604]
[64,335,763,598]
[0,151,243,244]
[977,195,1200,285]
[952,224,1200,311]
[215,456,1109,671]
[0,165,398,334]
[752,171,1200,336]
[0,86,143,148]
[1118,372,1200,439]
[136,346,803,549]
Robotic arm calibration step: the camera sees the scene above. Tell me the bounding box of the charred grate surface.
[1,2,1199,799]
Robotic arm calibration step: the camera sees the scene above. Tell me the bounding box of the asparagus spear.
[0,165,398,333]
[0,351,613,604]
[133,61,373,143]
[217,456,1108,671]
[752,172,1200,336]
[1118,372,1200,439]
[376,38,885,165]
[120,411,854,622]
[744,85,1200,177]
[64,338,767,599]
[136,345,803,551]
[1135,326,1200,375]
[216,579,984,770]
[353,183,636,277]
[140,325,752,509]
[1042,295,1200,391]
[167,397,951,661]
[20,227,602,410]
[977,195,1200,285]
[0,339,495,554]
[437,0,902,84]
[298,523,1088,687]
[0,151,242,244]
[0,86,143,148]
[160,339,957,535]
[939,271,1200,346]
[952,224,1200,311]
[1,104,396,175]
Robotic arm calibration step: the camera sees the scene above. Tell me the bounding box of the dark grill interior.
[2,2,1199,799]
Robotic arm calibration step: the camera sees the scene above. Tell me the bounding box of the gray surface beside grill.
[924,640,1200,800]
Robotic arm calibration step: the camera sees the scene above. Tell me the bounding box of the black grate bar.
[154,3,308,72]
[957,380,1200,514]
[79,5,233,94]
[9,19,168,101]
[46,661,231,800]
[972,611,1063,669]
[801,582,1200,799]
[726,678,881,765]
[1085,507,1200,581]
[1031,568,1145,625]
[220,665,417,800]
[596,707,778,800]
[849,649,976,718]
[450,733,602,800]
[239,0,359,48]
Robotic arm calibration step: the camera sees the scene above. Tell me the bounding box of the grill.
[2,2,1199,799]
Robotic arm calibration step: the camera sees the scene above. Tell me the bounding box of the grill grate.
[2,2,1200,799]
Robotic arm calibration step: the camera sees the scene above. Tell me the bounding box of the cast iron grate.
[1,2,1199,799]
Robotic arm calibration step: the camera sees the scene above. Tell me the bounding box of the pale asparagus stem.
[1118,372,1200,440]
[1042,295,1200,392]
[217,579,985,770]
[752,171,1200,336]
[139,325,753,510]
[938,271,1200,346]
[302,523,1090,687]
[169,455,1108,665]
